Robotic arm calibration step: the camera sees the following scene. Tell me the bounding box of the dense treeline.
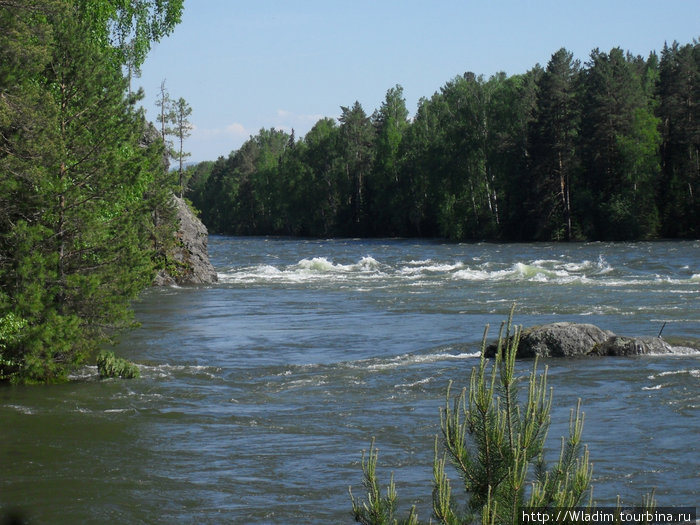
[0,0,183,383]
[189,42,699,241]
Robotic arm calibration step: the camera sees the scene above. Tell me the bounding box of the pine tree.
[658,41,699,237]
[155,79,174,144]
[0,1,176,382]
[368,85,410,235]
[579,48,661,239]
[528,49,581,240]
[339,102,375,233]
[171,96,193,197]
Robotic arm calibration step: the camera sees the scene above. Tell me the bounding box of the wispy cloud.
[274,109,327,132]
[191,122,250,139]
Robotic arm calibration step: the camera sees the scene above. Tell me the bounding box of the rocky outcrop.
[153,196,218,286]
[485,322,696,358]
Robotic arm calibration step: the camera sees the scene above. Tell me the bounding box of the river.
[1,237,699,523]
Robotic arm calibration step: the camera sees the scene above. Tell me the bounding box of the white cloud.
[191,122,250,139]
[275,109,326,126]
[225,122,248,136]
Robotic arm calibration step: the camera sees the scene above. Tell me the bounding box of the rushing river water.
[1,237,699,524]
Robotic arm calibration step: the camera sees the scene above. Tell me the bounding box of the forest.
[0,0,183,383]
[188,42,699,241]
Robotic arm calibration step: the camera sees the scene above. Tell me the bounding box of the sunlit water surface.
[1,237,699,523]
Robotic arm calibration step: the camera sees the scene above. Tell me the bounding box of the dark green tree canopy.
[0,0,182,383]
[188,39,698,242]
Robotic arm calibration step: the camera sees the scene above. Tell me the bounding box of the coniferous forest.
[0,0,184,383]
[188,43,699,242]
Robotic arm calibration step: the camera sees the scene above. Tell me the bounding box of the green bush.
[350,307,653,524]
[96,350,140,379]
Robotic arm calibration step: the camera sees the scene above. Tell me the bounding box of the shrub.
[96,350,140,379]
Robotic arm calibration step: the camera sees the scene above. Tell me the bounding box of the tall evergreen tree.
[580,48,661,239]
[171,96,192,197]
[155,79,173,143]
[498,66,542,240]
[528,48,581,240]
[434,73,496,239]
[339,102,375,233]
[0,1,180,382]
[298,117,343,235]
[368,85,410,235]
[658,41,699,237]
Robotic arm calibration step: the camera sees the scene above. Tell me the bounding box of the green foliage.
[0,311,28,381]
[657,41,700,237]
[96,350,140,379]
[190,40,698,242]
[527,49,580,241]
[350,438,419,525]
[349,308,655,524]
[0,0,181,383]
[75,0,184,69]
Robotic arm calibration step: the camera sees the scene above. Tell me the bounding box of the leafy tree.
[497,67,542,240]
[198,128,291,234]
[75,0,184,69]
[432,73,500,239]
[185,160,215,213]
[197,155,236,233]
[297,117,343,235]
[398,95,444,237]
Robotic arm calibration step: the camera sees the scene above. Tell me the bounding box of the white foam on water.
[138,363,221,379]
[355,351,480,371]
[68,365,99,381]
[214,251,699,293]
[452,261,588,284]
[647,369,700,380]
[3,404,34,415]
[667,347,700,355]
[399,261,465,275]
[218,255,388,284]
[395,376,434,389]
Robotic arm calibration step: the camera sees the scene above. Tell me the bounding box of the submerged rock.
[485,322,695,358]
[153,196,218,286]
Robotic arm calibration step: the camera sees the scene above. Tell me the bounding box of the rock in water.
[484,322,690,358]
[486,322,614,358]
[153,196,218,286]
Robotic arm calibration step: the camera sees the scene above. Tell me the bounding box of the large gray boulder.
[486,322,614,358]
[153,196,218,286]
[485,322,693,358]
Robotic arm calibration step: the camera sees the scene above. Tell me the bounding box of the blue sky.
[136,1,700,163]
